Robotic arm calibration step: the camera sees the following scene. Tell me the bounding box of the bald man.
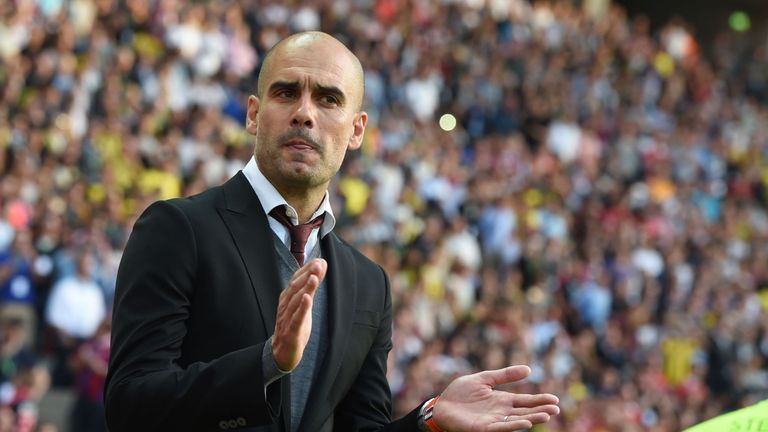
[105,32,559,432]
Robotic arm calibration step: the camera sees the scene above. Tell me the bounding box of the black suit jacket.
[105,172,420,432]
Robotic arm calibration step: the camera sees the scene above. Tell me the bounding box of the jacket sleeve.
[333,266,421,432]
[104,200,282,432]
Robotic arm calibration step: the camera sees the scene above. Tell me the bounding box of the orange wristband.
[419,396,443,432]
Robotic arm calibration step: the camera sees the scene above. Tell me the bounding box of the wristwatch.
[417,396,443,432]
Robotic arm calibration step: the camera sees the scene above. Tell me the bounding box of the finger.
[272,293,313,371]
[288,293,313,331]
[288,258,327,287]
[523,411,554,424]
[282,267,325,303]
[504,405,559,418]
[487,410,555,432]
[280,274,321,317]
[280,261,326,305]
[487,419,532,432]
[276,293,311,331]
[276,293,313,339]
[510,393,560,408]
[474,365,531,387]
[285,260,322,291]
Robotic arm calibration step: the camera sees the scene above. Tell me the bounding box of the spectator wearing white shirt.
[46,252,106,340]
[45,251,106,387]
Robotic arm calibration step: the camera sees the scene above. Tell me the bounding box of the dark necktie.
[269,207,325,265]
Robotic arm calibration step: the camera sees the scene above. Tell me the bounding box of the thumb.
[475,365,531,387]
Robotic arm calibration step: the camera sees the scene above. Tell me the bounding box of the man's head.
[246,32,367,200]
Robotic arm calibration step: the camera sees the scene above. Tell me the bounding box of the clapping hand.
[432,365,559,431]
[272,258,327,371]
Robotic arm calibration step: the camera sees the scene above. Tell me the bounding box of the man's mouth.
[277,129,321,154]
[283,139,318,152]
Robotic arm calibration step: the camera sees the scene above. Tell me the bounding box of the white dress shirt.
[241,156,336,258]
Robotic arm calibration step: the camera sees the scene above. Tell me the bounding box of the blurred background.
[1,0,768,431]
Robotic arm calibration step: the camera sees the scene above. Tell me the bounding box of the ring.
[503,415,509,422]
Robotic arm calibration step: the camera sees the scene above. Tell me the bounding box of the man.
[105,31,559,432]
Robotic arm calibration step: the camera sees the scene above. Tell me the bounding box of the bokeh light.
[438,113,457,131]
[729,11,751,32]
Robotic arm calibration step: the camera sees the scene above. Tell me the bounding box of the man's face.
[246,35,367,195]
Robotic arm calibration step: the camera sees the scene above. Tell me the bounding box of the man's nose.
[291,95,314,128]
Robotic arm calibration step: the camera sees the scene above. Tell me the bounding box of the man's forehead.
[272,40,353,77]
[272,52,359,92]
[258,31,364,106]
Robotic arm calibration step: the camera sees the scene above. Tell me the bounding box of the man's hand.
[272,258,327,371]
[433,365,559,431]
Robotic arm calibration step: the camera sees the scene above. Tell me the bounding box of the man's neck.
[278,186,326,223]
[249,157,329,223]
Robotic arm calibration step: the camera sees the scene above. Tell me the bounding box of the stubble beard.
[256,128,328,189]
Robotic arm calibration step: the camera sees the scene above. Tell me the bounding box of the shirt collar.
[241,156,336,238]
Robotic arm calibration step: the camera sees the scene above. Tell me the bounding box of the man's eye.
[321,95,339,105]
[278,90,296,99]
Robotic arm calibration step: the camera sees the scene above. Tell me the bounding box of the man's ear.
[246,95,259,135]
[347,111,368,151]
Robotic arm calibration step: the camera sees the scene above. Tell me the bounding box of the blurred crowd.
[1,0,768,430]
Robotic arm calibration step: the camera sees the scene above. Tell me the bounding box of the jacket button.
[236,417,247,426]
[218,421,229,430]
[228,419,238,428]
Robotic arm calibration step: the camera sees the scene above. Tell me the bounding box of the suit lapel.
[217,173,283,335]
[298,233,357,431]
[217,173,291,432]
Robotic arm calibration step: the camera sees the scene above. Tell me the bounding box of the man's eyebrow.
[315,84,346,104]
[268,80,300,93]
[267,81,347,105]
